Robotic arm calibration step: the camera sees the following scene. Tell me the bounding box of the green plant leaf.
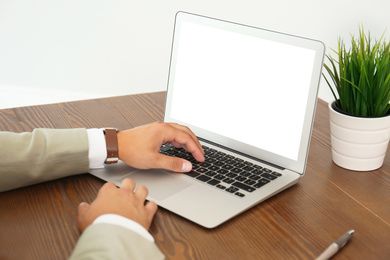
[322,27,390,117]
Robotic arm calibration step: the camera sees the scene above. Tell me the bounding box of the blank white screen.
[170,21,316,161]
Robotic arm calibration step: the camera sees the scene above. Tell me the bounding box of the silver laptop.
[90,12,325,228]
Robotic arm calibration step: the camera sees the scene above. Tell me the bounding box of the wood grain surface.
[0,92,389,259]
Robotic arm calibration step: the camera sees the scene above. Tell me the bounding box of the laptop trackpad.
[117,169,193,201]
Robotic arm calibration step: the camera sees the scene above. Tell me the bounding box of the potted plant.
[323,28,390,171]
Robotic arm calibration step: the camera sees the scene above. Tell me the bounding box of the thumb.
[77,202,90,232]
[155,154,192,172]
[78,202,90,215]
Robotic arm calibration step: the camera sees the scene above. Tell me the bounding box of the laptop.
[90,11,325,228]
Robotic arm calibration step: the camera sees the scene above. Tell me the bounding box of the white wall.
[0,0,389,109]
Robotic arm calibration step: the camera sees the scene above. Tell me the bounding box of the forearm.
[0,128,89,192]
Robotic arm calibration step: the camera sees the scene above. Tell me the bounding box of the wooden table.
[0,92,389,259]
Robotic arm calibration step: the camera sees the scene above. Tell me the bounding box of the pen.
[315,230,355,260]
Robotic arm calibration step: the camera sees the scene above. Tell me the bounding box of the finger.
[121,178,136,192]
[145,201,158,215]
[170,140,205,163]
[177,141,205,162]
[156,122,204,160]
[134,185,149,201]
[167,123,204,153]
[99,182,117,195]
[78,202,90,215]
[163,130,205,162]
[153,154,192,172]
[77,202,90,232]
[142,201,158,230]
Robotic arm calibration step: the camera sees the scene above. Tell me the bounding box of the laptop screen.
[165,12,325,174]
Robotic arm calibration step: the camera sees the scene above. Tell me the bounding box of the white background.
[0,0,389,109]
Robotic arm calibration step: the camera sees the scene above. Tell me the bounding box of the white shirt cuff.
[86,129,106,169]
[92,214,154,242]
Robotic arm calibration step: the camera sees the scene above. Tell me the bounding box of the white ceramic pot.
[329,101,390,171]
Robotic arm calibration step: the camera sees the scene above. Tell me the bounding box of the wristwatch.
[103,128,119,164]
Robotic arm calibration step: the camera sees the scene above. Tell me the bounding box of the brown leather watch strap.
[104,128,119,164]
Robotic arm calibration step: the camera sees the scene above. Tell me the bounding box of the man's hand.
[77,178,157,232]
[117,122,205,172]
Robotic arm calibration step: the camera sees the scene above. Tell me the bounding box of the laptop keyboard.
[160,143,282,198]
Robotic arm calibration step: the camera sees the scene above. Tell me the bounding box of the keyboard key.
[242,165,254,171]
[214,174,226,180]
[226,172,238,178]
[207,179,220,186]
[205,171,217,177]
[192,164,200,170]
[199,162,211,168]
[231,168,243,174]
[184,171,200,178]
[195,167,209,174]
[249,175,261,181]
[183,155,194,161]
[233,163,246,168]
[209,153,220,158]
[226,187,239,193]
[251,169,263,175]
[196,175,211,182]
[240,171,251,177]
[176,153,186,158]
[166,150,179,156]
[259,178,270,184]
[222,164,234,170]
[261,173,277,180]
[160,144,171,153]
[208,148,217,153]
[235,176,247,182]
[271,171,282,177]
[254,178,270,188]
[244,179,256,186]
[214,161,225,167]
[262,168,272,173]
[207,158,217,163]
[223,178,235,184]
[218,156,229,162]
[216,151,226,156]
[209,166,220,171]
[235,192,245,197]
[217,169,229,175]
[216,184,226,190]
[225,159,236,165]
[232,182,256,192]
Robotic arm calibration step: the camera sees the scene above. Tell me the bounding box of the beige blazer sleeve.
[0,128,89,192]
[69,223,165,260]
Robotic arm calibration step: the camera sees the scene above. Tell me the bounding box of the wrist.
[117,130,129,163]
[93,214,154,242]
